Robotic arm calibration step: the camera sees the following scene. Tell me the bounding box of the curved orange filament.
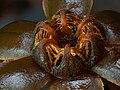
[36,21,57,40]
[76,15,90,37]
[60,10,72,36]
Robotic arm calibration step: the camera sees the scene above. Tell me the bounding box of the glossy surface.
[0,1,119,90]
[46,74,104,90]
[42,0,93,19]
[0,56,104,90]
[0,56,53,90]
[0,20,36,61]
[92,52,120,86]
[0,20,36,34]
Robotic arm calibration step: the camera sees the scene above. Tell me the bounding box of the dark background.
[0,0,120,28]
[0,0,120,89]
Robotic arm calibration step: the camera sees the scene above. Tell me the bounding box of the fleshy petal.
[42,0,93,19]
[0,20,36,34]
[92,53,120,86]
[0,56,54,90]
[0,21,36,61]
[45,73,104,90]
